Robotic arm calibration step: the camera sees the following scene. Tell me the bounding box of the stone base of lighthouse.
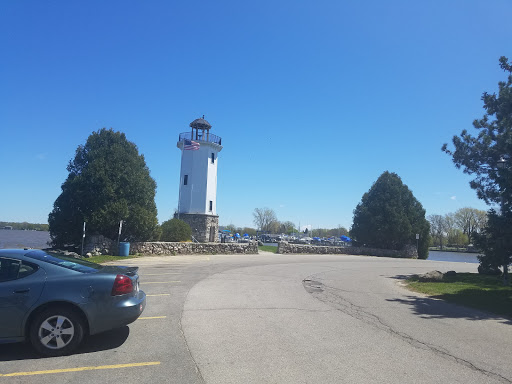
[175,213,219,243]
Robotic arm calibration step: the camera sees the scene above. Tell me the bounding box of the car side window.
[0,258,21,282]
[18,261,39,279]
[0,258,38,282]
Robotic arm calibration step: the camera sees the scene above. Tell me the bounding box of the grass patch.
[259,245,277,253]
[407,273,512,318]
[85,254,138,264]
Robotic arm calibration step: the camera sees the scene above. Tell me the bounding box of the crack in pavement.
[302,278,512,383]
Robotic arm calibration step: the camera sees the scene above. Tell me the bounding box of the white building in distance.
[176,117,223,242]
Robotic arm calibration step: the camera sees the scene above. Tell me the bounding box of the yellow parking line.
[142,281,181,284]
[139,316,167,320]
[146,294,171,297]
[0,362,160,377]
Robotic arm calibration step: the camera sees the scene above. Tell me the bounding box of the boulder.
[444,270,457,277]
[418,270,444,282]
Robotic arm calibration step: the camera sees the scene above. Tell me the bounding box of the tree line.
[0,222,49,231]
[428,208,487,249]
[248,207,349,237]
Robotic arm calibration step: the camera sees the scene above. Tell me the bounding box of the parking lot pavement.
[0,255,214,384]
[5,253,507,384]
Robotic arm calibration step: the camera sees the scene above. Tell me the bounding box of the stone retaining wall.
[130,241,258,255]
[277,241,417,258]
[85,235,257,256]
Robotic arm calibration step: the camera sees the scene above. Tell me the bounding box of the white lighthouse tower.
[176,116,223,242]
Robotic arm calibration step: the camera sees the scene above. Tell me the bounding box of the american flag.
[184,139,200,150]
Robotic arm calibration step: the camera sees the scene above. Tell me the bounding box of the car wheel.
[29,307,85,357]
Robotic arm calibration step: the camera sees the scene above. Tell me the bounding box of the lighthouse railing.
[179,132,222,146]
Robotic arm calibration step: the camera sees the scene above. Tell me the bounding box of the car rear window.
[25,250,103,273]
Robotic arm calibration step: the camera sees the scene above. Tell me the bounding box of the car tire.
[29,306,85,357]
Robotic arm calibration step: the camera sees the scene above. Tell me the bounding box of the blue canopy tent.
[340,235,352,242]
[235,233,241,238]
[243,233,249,237]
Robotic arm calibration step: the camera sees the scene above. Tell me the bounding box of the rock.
[418,270,444,282]
[444,270,457,277]
[85,253,92,258]
[56,250,80,258]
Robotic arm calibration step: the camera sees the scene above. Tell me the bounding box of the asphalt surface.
[1,253,511,383]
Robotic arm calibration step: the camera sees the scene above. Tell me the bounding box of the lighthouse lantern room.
[176,116,222,242]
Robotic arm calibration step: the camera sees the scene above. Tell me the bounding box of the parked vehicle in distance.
[0,249,146,356]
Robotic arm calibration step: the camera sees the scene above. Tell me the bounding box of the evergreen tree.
[442,57,512,209]
[49,128,158,247]
[443,57,512,284]
[475,210,511,285]
[351,171,430,259]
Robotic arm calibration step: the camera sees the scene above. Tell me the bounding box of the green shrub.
[160,218,191,242]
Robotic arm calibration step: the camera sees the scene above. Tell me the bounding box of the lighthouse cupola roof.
[190,116,212,130]
[178,115,222,147]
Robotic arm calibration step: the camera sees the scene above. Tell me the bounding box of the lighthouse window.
[184,175,188,185]
[211,153,215,164]
[209,201,213,211]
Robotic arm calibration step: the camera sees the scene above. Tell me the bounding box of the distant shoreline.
[0,228,48,231]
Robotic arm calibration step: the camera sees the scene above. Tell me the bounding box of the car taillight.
[111,274,133,296]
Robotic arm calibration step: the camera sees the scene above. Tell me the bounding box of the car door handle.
[13,289,30,294]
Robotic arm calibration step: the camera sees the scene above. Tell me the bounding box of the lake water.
[427,250,480,264]
[0,229,51,249]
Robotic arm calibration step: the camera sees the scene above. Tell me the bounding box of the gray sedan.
[0,249,146,356]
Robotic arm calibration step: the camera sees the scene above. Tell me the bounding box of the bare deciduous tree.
[453,207,487,243]
[253,208,278,233]
[428,214,446,249]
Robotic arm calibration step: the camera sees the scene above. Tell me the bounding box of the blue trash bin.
[119,242,130,256]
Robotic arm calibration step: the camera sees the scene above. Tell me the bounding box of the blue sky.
[1,0,510,230]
